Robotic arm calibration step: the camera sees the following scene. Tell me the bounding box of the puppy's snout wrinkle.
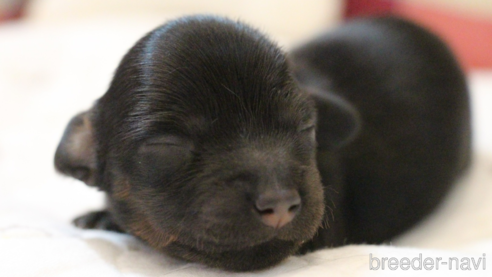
[255,189,301,229]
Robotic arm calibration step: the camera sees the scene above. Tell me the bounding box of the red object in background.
[343,0,492,70]
[344,0,394,18]
[0,0,28,22]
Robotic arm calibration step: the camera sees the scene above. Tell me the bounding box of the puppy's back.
[290,17,471,244]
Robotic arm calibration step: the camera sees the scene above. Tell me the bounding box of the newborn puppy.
[54,15,471,271]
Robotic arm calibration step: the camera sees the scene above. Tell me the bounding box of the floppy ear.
[308,87,361,149]
[54,110,98,187]
[287,54,360,149]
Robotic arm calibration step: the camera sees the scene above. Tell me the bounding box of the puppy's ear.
[54,110,98,187]
[309,88,361,149]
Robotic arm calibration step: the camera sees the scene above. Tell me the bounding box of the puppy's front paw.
[73,211,124,233]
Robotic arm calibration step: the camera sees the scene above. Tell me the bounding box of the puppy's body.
[55,16,471,271]
[290,17,471,248]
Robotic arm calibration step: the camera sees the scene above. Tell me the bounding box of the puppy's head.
[55,16,357,271]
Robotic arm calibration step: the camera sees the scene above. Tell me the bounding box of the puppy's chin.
[163,238,300,272]
[128,211,320,271]
[152,214,321,271]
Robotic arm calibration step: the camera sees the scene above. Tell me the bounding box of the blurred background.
[0,0,491,246]
[1,0,491,68]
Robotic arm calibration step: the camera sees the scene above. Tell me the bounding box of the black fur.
[54,15,471,271]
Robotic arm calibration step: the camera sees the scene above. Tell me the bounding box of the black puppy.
[54,15,471,271]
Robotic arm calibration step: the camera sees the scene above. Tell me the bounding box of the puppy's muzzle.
[254,189,301,229]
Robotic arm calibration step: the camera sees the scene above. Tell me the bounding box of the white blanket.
[1,17,492,277]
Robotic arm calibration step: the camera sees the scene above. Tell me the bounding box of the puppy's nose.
[255,189,301,229]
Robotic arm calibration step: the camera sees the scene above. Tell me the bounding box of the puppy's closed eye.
[299,125,315,132]
[136,135,194,183]
[297,124,317,147]
[299,124,316,139]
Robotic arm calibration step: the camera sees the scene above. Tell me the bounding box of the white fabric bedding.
[1,17,492,277]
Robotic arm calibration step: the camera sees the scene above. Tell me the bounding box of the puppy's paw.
[73,211,124,233]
